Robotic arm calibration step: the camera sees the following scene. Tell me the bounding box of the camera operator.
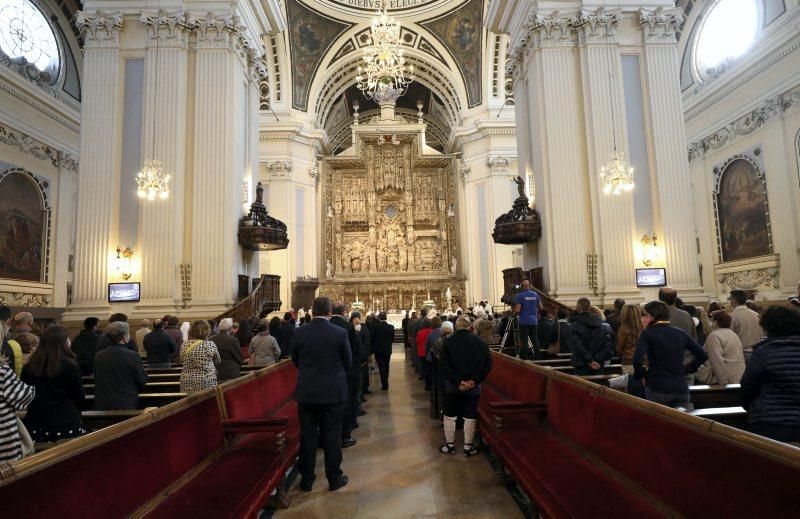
[514,279,544,359]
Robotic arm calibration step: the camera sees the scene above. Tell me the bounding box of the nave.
[275,344,522,519]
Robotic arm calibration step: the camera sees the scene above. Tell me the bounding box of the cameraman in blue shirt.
[515,279,543,359]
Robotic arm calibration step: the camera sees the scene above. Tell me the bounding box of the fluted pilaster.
[640,8,700,289]
[537,42,591,295]
[67,11,124,315]
[136,11,189,313]
[578,9,638,297]
[53,163,78,307]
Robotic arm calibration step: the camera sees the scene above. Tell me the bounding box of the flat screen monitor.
[636,268,667,288]
[108,282,141,303]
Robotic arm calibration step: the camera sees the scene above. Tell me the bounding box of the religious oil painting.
[716,158,772,262]
[0,171,45,281]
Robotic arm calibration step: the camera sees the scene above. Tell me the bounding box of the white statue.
[450,256,457,274]
[325,259,332,278]
[446,287,452,311]
[327,204,333,218]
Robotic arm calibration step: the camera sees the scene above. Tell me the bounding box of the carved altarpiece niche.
[320,136,464,310]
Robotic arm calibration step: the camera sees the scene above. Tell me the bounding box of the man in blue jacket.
[515,279,543,359]
[292,296,352,492]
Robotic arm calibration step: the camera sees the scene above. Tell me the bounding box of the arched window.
[694,0,759,79]
[713,155,772,263]
[0,0,61,79]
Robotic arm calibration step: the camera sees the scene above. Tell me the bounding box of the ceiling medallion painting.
[287,0,354,111]
[420,0,482,107]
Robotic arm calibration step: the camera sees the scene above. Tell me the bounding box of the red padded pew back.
[483,353,549,402]
[590,387,800,516]
[0,390,223,518]
[546,376,599,451]
[223,360,297,420]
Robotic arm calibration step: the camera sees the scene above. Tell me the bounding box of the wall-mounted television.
[636,268,667,288]
[108,282,140,303]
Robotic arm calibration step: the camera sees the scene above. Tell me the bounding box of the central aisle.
[274,344,523,519]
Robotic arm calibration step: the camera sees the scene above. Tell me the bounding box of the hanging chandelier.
[599,61,634,195]
[355,0,415,104]
[600,151,634,195]
[136,6,171,200]
[136,159,171,200]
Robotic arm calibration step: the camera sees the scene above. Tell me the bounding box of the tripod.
[499,315,535,359]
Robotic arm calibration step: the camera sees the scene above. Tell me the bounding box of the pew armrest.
[222,417,289,434]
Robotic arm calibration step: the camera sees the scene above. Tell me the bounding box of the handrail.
[214,274,273,324]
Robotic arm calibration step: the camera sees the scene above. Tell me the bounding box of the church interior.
[2,0,800,515]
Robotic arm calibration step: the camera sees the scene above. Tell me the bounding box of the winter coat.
[568,312,613,369]
[741,335,800,427]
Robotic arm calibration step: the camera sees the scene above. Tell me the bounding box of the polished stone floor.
[274,345,523,519]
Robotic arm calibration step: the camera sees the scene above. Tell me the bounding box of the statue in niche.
[377,245,387,271]
[327,204,333,218]
[342,243,352,273]
[398,240,407,271]
[450,256,457,275]
[326,259,332,278]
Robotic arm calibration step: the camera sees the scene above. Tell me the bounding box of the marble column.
[186,12,249,315]
[66,11,124,317]
[577,8,639,300]
[640,8,702,292]
[135,10,189,315]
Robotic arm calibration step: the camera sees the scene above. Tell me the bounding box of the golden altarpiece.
[319,110,464,311]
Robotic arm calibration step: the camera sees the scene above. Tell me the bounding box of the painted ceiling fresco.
[420,0,482,108]
[287,0,354,111]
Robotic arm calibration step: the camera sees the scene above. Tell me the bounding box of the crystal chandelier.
[600,151,634,195]
[136,6,171,200]
[136,159,171,200]
[355,0,415,103]
[599,63,634,195]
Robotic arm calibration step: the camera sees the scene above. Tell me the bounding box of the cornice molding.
[687,82,800,162]
[0,75,80,132]
[0,121,78,173]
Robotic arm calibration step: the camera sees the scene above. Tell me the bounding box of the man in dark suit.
[278,312,295,359]
[94,322,148,410]
[372,312,395,390]
[291,297,351,492]
[330,301,361,448]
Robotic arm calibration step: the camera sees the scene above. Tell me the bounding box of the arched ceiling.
[285,0,484,129]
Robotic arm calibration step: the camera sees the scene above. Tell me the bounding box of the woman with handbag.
[0,362,35,461]
[179,321,221,393]
[696,310,745,385]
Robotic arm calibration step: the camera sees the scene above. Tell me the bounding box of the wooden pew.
[579,374,618,387]
[551,364,623,375]
[81,392,186,410]
[81,408,156,432]
[83,372,180,383]
[531,358,571,366]
[690,384,741,409]
[689,406,748,429]
[83,381,181,395]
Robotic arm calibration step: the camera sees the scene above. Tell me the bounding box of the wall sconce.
[641,233,659,267]
[114,246,134,280]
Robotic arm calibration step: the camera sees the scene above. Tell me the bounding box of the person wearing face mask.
[633,301,708,410]
[349,312,370,416]
[695,310,745,385]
